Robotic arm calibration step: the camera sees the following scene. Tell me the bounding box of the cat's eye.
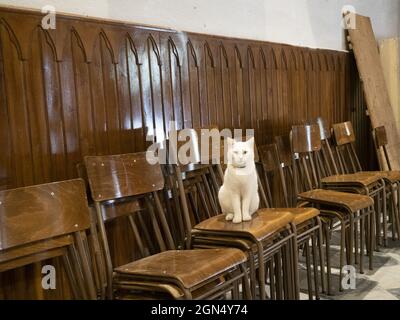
[243,151,247,154]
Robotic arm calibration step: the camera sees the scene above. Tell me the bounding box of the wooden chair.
[257,143,324,299]
[317,119,387,247]
[0,179,97,299]
[372,126,400,239]
[166,128,300,300]
[84,152,250,300]
[289,124,375,293]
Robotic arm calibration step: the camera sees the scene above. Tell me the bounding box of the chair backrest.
[275,135,292,167]
[84,152,176,298]
[258,144,290,207]
[291,124,321,153]
[316,117,331,140]
[85,153,164,205]
[0,179,96,299]
[290,124,324,198]
[274,135,297,206]
[0,179,90,251]
[332,121,356,145]
[316,117,340,176]
[373,126,391,170]
[332,121,363,173]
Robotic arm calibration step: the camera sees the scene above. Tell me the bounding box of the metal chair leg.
[311,233,320,300]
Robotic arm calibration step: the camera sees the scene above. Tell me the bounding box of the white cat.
[218,137,260,223]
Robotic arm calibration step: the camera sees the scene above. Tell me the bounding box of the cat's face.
[227,137,255,168]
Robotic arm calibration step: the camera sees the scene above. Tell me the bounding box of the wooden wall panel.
[0,7,366,299]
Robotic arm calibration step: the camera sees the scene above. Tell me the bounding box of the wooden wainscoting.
[0,6,366,298]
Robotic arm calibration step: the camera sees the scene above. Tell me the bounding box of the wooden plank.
[379,38,400,135]
[347,14,400,169]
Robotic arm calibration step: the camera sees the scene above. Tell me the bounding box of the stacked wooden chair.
[287,124,375,293]
[257,143,324,299]
[83,152,250,300]
[317,119,387,247]
[372,126,400,240]
[0,179,97,299]
[165,127,308,300]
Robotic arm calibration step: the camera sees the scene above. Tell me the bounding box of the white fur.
[218,137,259,223]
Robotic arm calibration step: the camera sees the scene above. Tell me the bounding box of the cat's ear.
[227,137,235,147]
[246,137,255,148]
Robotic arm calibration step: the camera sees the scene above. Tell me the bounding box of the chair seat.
[191,232,254,250]
[113,248,246,289]
[377,171,400,183]
[321,172,384,187]
[290,208,320,225]
[193,209,294,241]
[298,189,374,212]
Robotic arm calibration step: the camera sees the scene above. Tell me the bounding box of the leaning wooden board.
[379,38,400,136]
[347,14,400,169]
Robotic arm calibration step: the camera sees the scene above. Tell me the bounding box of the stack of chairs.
[1,119,398,300]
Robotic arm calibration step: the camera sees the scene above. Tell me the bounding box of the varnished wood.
[332,121,356,146]
[291,124,321,153]
[258,144,281,172]
[299,189,374,213]
[0,6,365,298]
[374,126,389,147]
[0,179,95,298]
[275,135,292,167]
[85,153,164,203]
[114,248,246,289]
[0,179,90,250]
[347,14,400,170]
[193,209,293,242]
[321,172,384,186]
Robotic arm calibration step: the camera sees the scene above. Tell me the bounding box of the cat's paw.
[232,216,242,224]
[225,213,234,221]
[242,214,251,221]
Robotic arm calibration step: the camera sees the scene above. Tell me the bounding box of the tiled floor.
[298,227,400,300]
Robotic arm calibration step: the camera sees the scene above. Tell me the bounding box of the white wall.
[0,0,399,51]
